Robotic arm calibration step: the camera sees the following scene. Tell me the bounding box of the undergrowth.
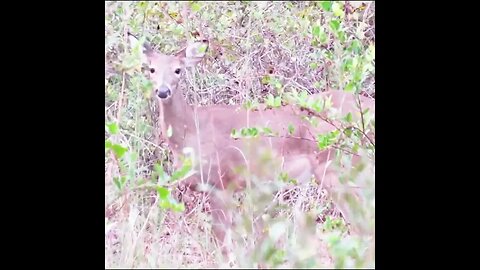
[105,1,375,268]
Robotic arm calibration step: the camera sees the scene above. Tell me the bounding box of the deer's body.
[128,33,375,254]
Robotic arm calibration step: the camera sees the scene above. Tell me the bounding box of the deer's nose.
[157,86,171,99]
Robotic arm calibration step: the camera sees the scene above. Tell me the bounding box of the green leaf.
[113,176,126,190]
[320,31,327,43]
[311,98,324,112]
[288,124,295,135]
[312,25,321,38]
[171,158,193,182]
[309,62,318,69]
[231,128,238,138]
[344,112,353,123]
[332,2,344,17]
[266,93,275,107]
[329,20,341,32]
[261,75,270,85]
[275,82,282,89]
[154,163,165,182]
[105,140,112,149]
[111,144,128,158]
[250,127,259,137]
[320,1,332,11]
[274,96,282,107]
[190,2,201,12]
[342,58,353,72]
[299,90,308,101]
[158,199,171,210]
[317,130,340,150]
[352,143,360,153]
[349,40,362,54]
[345,81,356,93]
[106,122,119,135]
[172,202,185,212]
[344,127,353,137]
[353,69,363,83]
[337,30,346,42]
[156,186,169,199]
[262,127,274,136]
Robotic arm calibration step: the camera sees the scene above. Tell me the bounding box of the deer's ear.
[128,32,154,57]
[175,40,209,68]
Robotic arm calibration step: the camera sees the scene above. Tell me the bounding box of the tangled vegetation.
[105,1,375,268]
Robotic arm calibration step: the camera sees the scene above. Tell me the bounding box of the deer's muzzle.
[157,86,171,99]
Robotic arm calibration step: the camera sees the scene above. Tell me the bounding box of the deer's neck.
[159,92,195,152]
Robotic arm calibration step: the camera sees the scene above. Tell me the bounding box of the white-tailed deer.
[128,33,375,255]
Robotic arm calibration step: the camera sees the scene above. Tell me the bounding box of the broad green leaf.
[111,144,128,158]
[309,62,318,69]
[329,20,341,32]
[231,128,238,139]
[156,186,169,199]
[106,122,119,135]
[353,70,363,83]
[288,124,295,135]
[317,130,340,150]
[159,199,170,209]
[274,81,282,89]
[337,30,346,42]
[321,1,332,11]
[171,159,193,182]
[349,40,362,54]
[311,98,324,112]
[299,90,308,101]
[243,100,256,110]
[262,127,273,135]
[352,143,360,153]
[319,31,328,43]
[172,202,185,212]
[261,76,270,85]
[342,58,353,72]
[344,127,353,137]
[344,112,353,123]
[312,25,321,38]
[345,81,356,92]
[113,176,124,190]
[266,93,275,107]
[241,128,248,137]
[271,249,285,266]
[190,2,201,12]
[105,140,112,149]
[198,43,208,53]
[154,163,165,182]
[274,96,282,107]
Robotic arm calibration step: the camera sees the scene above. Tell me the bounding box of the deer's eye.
[174,68,181,74]
[150,68,155,73]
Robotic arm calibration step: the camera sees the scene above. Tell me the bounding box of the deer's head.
[128,33,209,101]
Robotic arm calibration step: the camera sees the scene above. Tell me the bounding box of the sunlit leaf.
[321,1,332,11]
[106,122,119,135]
[156,186,169,199]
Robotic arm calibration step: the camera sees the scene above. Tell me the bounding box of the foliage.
[105,1,375,268]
